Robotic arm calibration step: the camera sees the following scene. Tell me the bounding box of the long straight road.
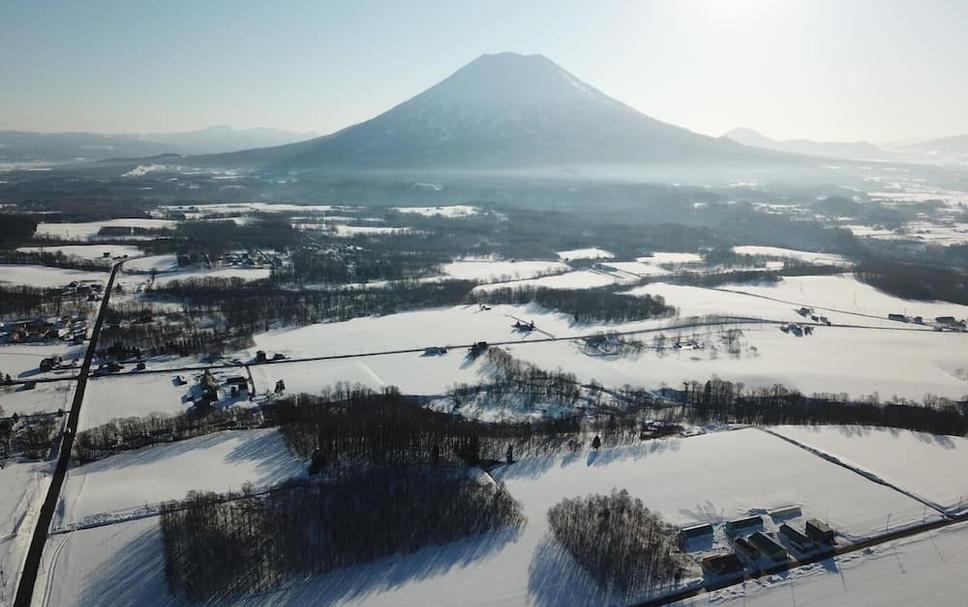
[13,260,124,607]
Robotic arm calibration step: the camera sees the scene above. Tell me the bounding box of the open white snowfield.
[722,274,968,324]
[0,380,74,417]
[555,247,614,261]
[77,373,195,431]
[0,264,108,288]
[498,324,968,402]
[630,274,968,328]
[54,429,305,529]
[771,425,968,515]
[77,366,265,432]
[0,460,51,603]
[676,521,968,607]
[393,205,480,218]
[15,244,143,261]
[441,260,569,282]
[250,352,489,403]
[732,245,849,266]
[473,269,637,292]
[34,219,177,242]
[245,303,669,362]
[33,428,946,607]
[0,342,84,379]
[121,254,179,273]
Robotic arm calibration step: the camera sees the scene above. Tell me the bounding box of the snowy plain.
[55,429,304,528]
[0,264,107,288]
[34,428,943,607]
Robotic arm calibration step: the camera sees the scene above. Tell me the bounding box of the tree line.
[161,470,524,601]
[679,378,968,435]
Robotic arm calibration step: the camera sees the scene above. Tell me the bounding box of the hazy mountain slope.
[724,127,890,161]
[0,126,316,164]
[193,53,786,172]
[899,134,968,163]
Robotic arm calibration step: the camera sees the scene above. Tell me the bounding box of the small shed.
[805,518,835,544]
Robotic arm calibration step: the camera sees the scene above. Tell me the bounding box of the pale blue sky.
[2,0,966,141]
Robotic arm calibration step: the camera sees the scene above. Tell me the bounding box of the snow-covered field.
[234,296,968,402]
[678,521,968,607]
[500,325,968,402]
[733,245,849,266]
[34,219,177,242]
[0,460,51,603]
[441,260,568,282]
[0,264,107,288]
[723,274,968,322]
[245,304,643,361]
[55,429,304,528]
[0,380,74,416]
[16,244,142,260]
[78,374,193,431]
[555,247,613,261]
[122,254,178,273]
[393,205,479,218]
[771,425,968,514]
[473,269,635,292]
[34,428,943,607]
[0,342,84,379]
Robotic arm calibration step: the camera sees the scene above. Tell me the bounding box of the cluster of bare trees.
[474,287,673,323]
[679,378,968,434]
[547,489,684,598]
[274,384,582,472]
[161,471,525,601]
[447,348,583,410]
[0,412,61,460]
[73,409,265,462]
[99,321,253,358]
[0,285,94,319]
[857,257,968,305]
[153,279,475,334]
[284,244,447,284]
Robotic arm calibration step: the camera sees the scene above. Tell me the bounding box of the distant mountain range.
[6,53,965,175]
[722,127,891,161]
[0,126,317,164]
[188,53,784,174]
[724,127,968,166]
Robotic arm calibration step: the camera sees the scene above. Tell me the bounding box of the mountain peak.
[195,53,780,171]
